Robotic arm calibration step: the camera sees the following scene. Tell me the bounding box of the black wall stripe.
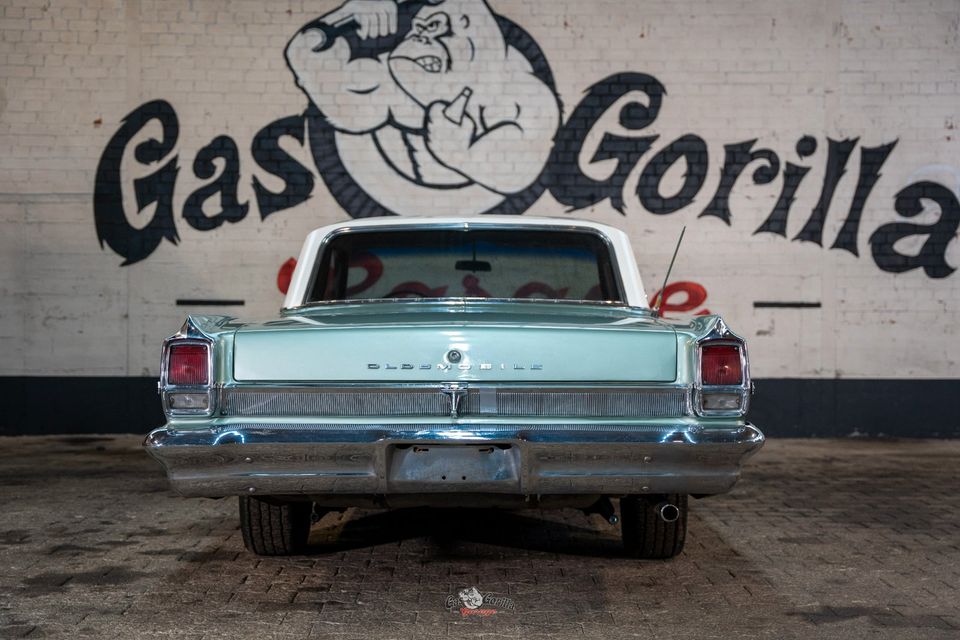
[176,299,245,306]
[753,301,822,308]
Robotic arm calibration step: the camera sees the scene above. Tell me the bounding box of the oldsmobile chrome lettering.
[367,362,545,371]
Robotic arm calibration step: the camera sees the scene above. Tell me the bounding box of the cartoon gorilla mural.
[286,0,562,216]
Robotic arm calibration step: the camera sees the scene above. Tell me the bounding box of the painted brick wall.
[1,0,958,384]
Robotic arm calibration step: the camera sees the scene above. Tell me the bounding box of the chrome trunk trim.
[220,385,691,419]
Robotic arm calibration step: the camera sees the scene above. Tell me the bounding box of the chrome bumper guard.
[144,421,764,498]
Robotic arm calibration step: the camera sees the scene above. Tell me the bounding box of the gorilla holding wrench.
[286,0,561,215]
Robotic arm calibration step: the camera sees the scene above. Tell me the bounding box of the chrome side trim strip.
[481,388,687,418]
[223,388,449,418]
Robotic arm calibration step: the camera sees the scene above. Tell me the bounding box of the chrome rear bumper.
[144,422,764,498]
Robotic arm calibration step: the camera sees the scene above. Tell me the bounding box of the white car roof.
[283,216,648,308]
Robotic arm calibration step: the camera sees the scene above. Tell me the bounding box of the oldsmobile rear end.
[145,217,764,558]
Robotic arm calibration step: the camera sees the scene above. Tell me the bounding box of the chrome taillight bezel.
[694,321,752,418]
[160,318,216,417]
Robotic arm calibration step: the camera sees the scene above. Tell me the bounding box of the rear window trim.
[298,223,627,307]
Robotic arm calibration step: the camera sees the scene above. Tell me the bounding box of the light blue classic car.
[145,216,764,558]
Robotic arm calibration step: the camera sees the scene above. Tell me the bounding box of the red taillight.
[168,344,209,385]
[701,344,742,386]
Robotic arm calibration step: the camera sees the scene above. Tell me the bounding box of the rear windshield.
[306,228,623,303]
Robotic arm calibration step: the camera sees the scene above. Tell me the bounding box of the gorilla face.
[391,12,455,75]
[458,587,484,609]
[388,0,504,109]
[389,11,468,106]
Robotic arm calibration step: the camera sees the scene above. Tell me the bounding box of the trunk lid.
[232,301,677,383]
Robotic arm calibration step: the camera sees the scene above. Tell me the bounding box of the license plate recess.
[386,443,520,492]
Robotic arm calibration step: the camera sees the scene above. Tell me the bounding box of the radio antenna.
[653,226,686,316]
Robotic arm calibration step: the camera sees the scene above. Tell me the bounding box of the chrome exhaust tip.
[656,502,680,523]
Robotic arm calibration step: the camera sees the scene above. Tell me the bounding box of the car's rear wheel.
[239,496,314,556]
[620,494,687,559]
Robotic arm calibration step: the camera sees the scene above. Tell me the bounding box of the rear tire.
[238,496,313,556]
[620,494,687,559]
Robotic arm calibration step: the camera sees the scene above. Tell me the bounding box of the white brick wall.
[1,0,958,379]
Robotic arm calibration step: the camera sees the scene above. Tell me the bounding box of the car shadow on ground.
[306,506,626,557]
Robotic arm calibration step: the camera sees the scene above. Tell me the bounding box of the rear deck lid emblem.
[440,382,468,418]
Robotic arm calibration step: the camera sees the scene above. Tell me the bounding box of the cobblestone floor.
[1,436,958,639]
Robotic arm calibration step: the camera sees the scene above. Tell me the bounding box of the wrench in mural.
[297,0,421,52]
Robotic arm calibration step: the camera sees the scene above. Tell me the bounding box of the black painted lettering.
[870,181,959,278]
[93,100,180,265]
[637,134,709,214]
[183,135,249,231]
[545,73,664,213]
[251,114,315,219]
[795,137,859,245]
[699,139,780,225]
[755,136,817,237]
[830,140,898,256]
